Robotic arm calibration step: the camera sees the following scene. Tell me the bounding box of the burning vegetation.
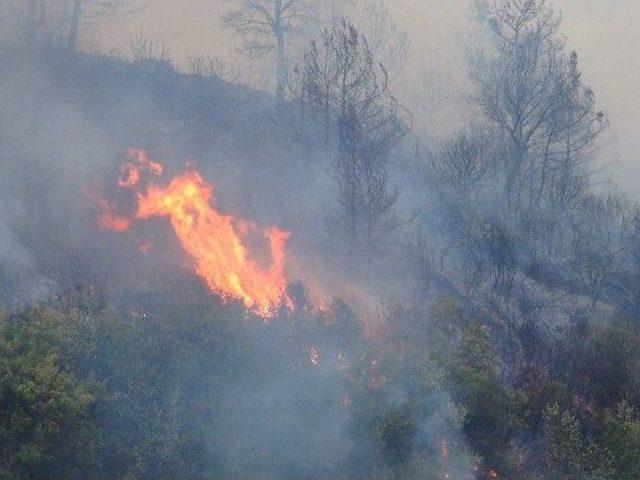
[98,149,291,317]
[2,1,640,480]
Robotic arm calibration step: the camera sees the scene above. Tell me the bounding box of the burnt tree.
[294,20,410,255]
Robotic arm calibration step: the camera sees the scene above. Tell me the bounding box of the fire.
[94,195,132,232]
[309,346,320,365]
[98,150,291,318]
[439,439,452,480]
[117,149,163,187]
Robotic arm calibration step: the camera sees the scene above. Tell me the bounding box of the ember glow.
[98,150,291,317]
[95,195,132,232]
[309,346,320,365]
[118,148,163,187]
[439,439,452,480]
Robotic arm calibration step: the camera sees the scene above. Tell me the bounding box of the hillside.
[2,3,640,478]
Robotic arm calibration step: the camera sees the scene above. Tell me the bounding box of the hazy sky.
[86,0,640,194]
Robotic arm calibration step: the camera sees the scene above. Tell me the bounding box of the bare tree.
[570,192,634,308]
[431,129,491,195]
[129,33,170,63]
[18,0,63,46]
[66,0,143,51]
[355,0,407,83]
[471,0,607,208]
[188,53,240,83]
[223,0,313,104]
[67,0,83,49]
[543,51,607,213]
[294,20,410,253]
[0,1,70,47]
[24,0,43,46]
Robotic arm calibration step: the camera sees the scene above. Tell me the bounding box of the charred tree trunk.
[24,0,40,46]
[274,0,286,107]
[67,0,84,51]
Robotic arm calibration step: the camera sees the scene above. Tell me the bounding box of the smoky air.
[0,1,638,479]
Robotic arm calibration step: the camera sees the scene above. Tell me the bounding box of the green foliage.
[543,402,613,480]
[376,411,416,467]
[556,319,640,407]
[0,291,383,478]
[451,323,525,466]
[0,309,94,480]
[601,401,640,479]
[543,402,588,477]
[3,289,640,480]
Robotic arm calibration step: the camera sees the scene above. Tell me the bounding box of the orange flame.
[118,148,163,187]
[92,193,132,232]
[98,150,291,318]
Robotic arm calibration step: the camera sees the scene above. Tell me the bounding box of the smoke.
[1,0,638,477]
[0,211,54,306]
[0,42,480,477]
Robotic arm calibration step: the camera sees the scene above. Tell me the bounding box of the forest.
[1,0,639,479]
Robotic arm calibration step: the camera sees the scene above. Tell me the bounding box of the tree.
[24,0,43,46]
[451,322,525,471]
[543,402,614,479]
[19,0,67,47]
[294,20,410,254]
[569,192,633,308]
[223,0,313,103]
[543,402,586,477]
[355,0,407,83]
[602,401,640,479]
[188,53,240,83]
[66,0,143,51]
[0,310,95,480]
[471,0,606,208]
[430,129,491,195]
